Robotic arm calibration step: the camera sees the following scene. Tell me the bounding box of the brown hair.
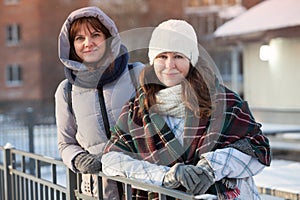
[68,17,111,62]
[139,57,217,118]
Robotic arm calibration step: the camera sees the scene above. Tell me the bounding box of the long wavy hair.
[139,56,217,118]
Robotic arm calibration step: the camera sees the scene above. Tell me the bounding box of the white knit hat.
[148,19,199,66]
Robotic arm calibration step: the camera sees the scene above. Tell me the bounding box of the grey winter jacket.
[55,6,143,172]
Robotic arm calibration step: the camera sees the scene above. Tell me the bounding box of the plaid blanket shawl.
[105,86,271,199]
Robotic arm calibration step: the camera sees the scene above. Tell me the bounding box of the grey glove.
[163,163,203,192]
[73,152,102,174]
[191,158,215,195]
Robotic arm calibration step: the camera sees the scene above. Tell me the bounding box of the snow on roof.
[218,5,246,19]
[214,0,300,37]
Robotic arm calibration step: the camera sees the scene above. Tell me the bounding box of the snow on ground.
[255,159,300,197]
[255,123,300,199]
[260,194,285,200]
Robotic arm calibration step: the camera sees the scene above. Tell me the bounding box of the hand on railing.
[74,152,102,174]
[162,162,214,195]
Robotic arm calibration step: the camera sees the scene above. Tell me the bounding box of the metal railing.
[0,111,208,199]
[1,108,299,200]
[0,144,210,200]
[0,144,76,200]
[2,144,300,200]
[73,174,204,200]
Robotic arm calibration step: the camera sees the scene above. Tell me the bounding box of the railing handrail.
[2,145,299,200]
[10,148,63,165]
[0,145,207,200]
[99,172,200,200]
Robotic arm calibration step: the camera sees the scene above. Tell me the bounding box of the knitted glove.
[190,158,215,195]
[73,152,102,174]
[163,163,203,192]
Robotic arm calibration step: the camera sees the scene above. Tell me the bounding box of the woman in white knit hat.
[101,19,271,200]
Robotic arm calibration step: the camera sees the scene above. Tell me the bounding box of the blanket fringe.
[218,187,240,200]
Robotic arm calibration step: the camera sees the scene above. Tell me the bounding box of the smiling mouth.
[83,49,99,53]
[164,73,178,76]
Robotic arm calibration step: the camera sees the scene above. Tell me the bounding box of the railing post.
[66,168,77,200]
[26,107,34,154]
[3,143,14,200]
[26,107,35,174]
[125,183,132,200]
[97,175,103,199]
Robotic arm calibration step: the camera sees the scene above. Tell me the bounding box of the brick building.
[0,0,183,117]
[0,0,89,115]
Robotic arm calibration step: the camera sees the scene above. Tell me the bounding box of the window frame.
[4,0,20,5]
[5,63,23,86]
[6,23,21,46]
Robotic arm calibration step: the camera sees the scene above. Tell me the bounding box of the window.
[4,0,20,5]
[6,64,23,86]
[6,24,21,45]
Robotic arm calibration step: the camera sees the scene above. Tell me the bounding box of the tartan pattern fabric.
[104,86,271,199]
[202,147,265,199]
[163,116,185,145]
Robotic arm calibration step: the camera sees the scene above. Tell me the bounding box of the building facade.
[0,0,91,115]
[214,0,300,124]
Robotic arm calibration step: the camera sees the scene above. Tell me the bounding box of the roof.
[214,0,300,37]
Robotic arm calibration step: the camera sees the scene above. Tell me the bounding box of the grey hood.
[58,6,121,72]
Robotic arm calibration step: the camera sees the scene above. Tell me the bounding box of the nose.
[84,37,93,47]
[165,57,176,69]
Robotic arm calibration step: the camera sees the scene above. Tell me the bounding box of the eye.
[174,54,184,59]
[156,54,168,59]
[74,36,84,41]
[92,31,104,39]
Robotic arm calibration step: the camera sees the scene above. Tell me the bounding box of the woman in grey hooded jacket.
[55,6,143,199]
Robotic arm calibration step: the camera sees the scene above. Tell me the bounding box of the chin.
[165,83,179,87]
[83,58,101,63]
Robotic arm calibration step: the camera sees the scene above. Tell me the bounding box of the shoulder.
[128,62,144,69]
[56,79,70,90]
[127,62,144,74]
[120,97,138,116]
[54,79,70,99]
[118,96,142,124]
[116,62,145,90]
[217,85,244,106]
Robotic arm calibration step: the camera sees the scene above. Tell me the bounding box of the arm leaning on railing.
[102,151,169,187]
[101,151,220,199]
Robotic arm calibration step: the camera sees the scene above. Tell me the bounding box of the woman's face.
[73,24,106,64]
[153,52,190,87]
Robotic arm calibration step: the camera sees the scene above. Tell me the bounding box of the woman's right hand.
[73,152,102,174]
[163,163,202,191]
[163,163,214,195]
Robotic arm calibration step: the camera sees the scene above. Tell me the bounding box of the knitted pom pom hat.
[148,19,199,66]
